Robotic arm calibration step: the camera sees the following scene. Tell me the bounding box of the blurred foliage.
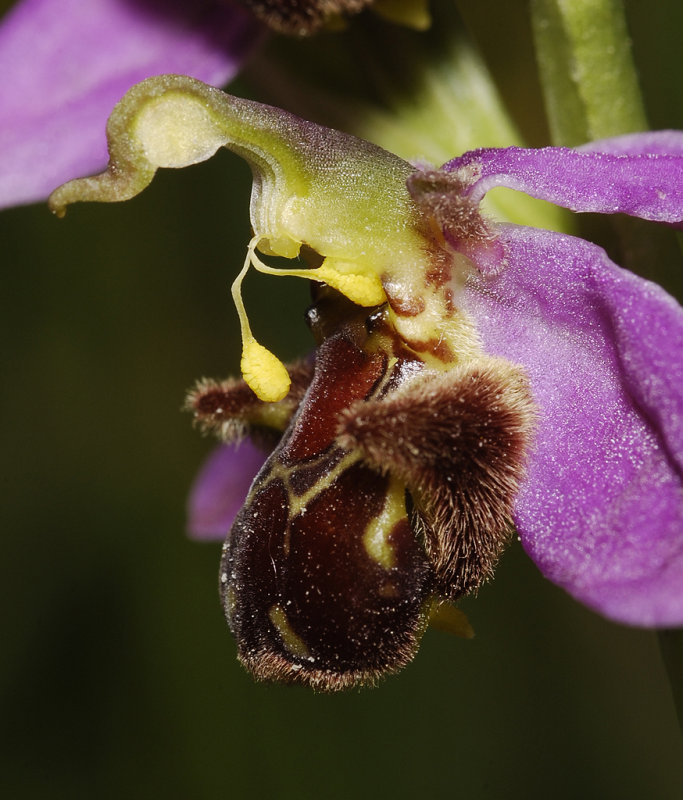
[1,1,682,798]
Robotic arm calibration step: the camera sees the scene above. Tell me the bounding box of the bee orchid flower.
[50,76,683,689]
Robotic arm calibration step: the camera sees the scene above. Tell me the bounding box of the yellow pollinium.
[240,339,291,403]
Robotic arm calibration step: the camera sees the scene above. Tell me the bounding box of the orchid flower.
[49,76,683,690]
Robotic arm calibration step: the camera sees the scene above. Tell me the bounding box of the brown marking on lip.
[407,337,454,363]
[384,290,426,318]
[443,286,456,314]
[424,256,452,288]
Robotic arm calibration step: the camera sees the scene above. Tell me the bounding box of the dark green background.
[1,1,682,797]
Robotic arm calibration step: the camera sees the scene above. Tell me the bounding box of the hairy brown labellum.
[221,321,436,690]
[239,0,372,35]
[190,295,534,690]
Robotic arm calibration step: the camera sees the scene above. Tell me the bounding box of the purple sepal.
[443,132,683,227]
[187,442,268,541]
[462,224,683,626]
[0,0,263,208]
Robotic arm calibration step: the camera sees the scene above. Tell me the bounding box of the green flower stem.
[531,0,647,146]
[658,630,683,736]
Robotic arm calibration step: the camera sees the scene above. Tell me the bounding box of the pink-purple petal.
[0,0,263,208]
[443,133,683,227]
[578,131,683,157]
[462,224,683,626]
[187,442,268,541]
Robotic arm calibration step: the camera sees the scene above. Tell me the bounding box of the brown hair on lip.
[337,357,537,598]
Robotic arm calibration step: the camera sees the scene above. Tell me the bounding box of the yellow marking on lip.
[268,604,312,660]
[284,452,359,518]
[260,452,361,528]
[362,476,407,570]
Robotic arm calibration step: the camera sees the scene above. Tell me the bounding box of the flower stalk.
[531,0,647,146]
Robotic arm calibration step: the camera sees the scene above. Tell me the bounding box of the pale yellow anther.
[47,75,481,392]
[248,246,386,308]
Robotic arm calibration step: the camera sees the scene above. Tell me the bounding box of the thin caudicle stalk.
[231,237,292,402]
